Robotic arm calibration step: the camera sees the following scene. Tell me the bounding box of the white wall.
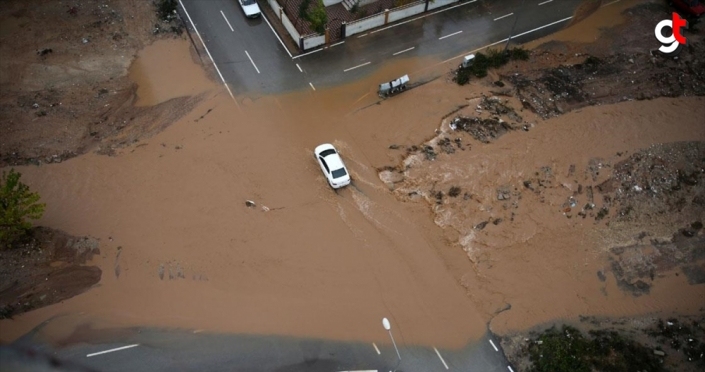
[427,0,458,11]
[344,13,386,37]
[358,0,377,6]
[281,12,301,41]
[303,34,325,50]
[322,0,343,6]
[266,0,281,19]
[388,1,425,23]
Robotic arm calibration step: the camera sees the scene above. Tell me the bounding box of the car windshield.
[332,168,347,179]
[242,0,256,5]
[320,149,336,157]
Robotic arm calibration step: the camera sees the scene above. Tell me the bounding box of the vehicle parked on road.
[238,0,261,18]
[314,144,351,189]
[670,0,705,17]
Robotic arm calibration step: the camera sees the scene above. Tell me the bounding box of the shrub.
[156,0,178,22]
[1,169,45,249]
[454,47,530,85]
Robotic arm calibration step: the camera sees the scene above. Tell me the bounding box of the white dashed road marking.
[220,10,234,31]
[296,63,302,72]
[494,13,514,21]
[601,0,621,7]
[309,82,316,91]
[344,61,371,72]
[434,347,449,369]
[508,366,515,372]
[489,339,499,352]
[393,47,415,55]
[178,0,236,101]
[331,41,345,48]
[372,342,381,354]
[538,0,553,5]
[358,33,369,38]
[245,50,260,74]
[439,30,463,40]
[86,344,139,357]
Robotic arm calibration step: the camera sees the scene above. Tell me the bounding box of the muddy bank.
[0,0,208,166]
[0,227,101,319]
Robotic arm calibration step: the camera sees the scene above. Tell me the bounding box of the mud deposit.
[0,228,101,319]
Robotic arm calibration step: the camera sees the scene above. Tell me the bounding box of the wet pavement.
[179,0,584,94]
[9,323,511,372]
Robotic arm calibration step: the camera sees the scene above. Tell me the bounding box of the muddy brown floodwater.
[1,1,703,365]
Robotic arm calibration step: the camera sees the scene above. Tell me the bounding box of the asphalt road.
[179,0,586,94]
[8,322,513,372]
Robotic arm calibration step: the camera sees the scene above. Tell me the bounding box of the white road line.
[338,370,378,372]
[494,13,514,21]
[291,47,324,60]
[220,10,234,32]
[343,61,371,72]
[538,0,552,5]
[372,342,381,355]
[601,0,620,7]
[86,344,139,357]
[261,12,293,58]
[296,63,303,72]
[510,15,573,39]
[393,46,415,56]
[330,41,346,48]
[489,339,499,351]
[178,0,235,101]
[309,82,316,91]
[434,347,449,370]
[371,0,477,35]
[508,367,515,372]
[439,30,463,40]
[245,50,260,74]
[357,33,369,38]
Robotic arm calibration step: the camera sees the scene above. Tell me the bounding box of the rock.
[389,144,400,150]
[245,200,256,207]
[474,221,489,230]
[653,349,665,356]
[492,218,503,225]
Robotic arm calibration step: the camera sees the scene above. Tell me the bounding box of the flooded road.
[2,1,704,365]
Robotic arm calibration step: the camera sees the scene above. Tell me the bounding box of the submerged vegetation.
[455,47,530,85]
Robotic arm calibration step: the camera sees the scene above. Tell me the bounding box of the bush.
[453,47,530,85]
[528,325,665,372]
[156,0,178,22]
[306,0,328,34]
[1,169,45,249]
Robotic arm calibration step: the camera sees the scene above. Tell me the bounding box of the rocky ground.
[0,0,195,166]
[0,228,101,319]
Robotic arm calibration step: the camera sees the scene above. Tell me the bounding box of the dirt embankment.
[0,228,101,319]
[0,0,203,166]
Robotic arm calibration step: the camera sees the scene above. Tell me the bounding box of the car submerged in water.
[238,0,261,18]
[314,144,351,189]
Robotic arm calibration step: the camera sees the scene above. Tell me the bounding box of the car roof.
[325,153,345,170]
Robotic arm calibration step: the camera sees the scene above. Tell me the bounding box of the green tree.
[306,0,327,34]
[1,169,45,249]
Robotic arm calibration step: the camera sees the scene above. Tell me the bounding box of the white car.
[314,144,351,189]
[238,0,261,18]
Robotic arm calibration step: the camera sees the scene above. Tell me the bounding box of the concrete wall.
[344,12,386,37]
[358,0,377,6]
[281,11,301,41]
[267,0,281,19]
[303,34,326,50]
[427,0,458,11]
[388,1,425,23]
[323,0,343,6]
